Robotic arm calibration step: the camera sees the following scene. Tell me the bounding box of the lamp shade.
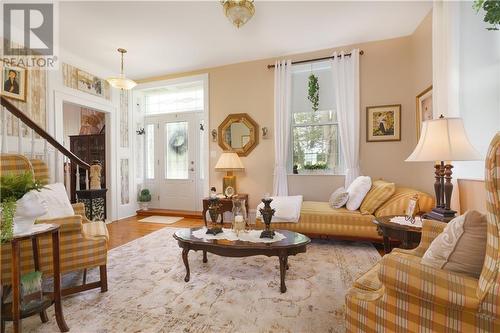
[406,117,481,162]
[215,152,245,171]
[107,74,137,90]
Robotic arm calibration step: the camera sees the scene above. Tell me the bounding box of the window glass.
[145,124,155,179]
[144,80,204,114]
[165,122,189,179]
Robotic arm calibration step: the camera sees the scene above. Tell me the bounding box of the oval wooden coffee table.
[173,228,311,293]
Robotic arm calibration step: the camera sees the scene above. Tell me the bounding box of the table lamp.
[406,116,481,222]
[215,152,245,196]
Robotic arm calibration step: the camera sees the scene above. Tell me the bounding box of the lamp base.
[260,229,275,239]
[423,207,456,223]
[222,174,237,196]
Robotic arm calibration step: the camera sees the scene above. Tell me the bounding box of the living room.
[0,1,499,332]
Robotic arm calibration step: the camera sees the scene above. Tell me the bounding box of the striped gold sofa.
[0,154,109,296]
[256,186,434,241]
[345,132,500,332]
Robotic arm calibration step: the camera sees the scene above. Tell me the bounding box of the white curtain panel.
[332,49,361,187]
[432,0,460,118]
[273,59,292,196]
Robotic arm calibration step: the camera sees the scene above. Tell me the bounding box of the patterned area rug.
[12,227,380,333]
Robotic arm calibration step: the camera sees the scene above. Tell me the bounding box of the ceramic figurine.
[90,161,102,189]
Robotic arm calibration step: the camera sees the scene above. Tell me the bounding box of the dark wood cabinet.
[69,134,106,203]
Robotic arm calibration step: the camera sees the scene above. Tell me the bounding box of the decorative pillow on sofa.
[31,183,74,219]
[346,176,372,211]
[359,180,396,215]
[421,210,487,278]
[329,187,349,209]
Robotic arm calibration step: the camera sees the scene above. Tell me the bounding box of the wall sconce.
[211,129,218,142]
[136,128,145,135]
[262,127,269,139]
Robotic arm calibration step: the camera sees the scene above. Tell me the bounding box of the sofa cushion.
[421,210,487,278]
[346,176,372,211]
[33,183,74,219]
[374,187,434,217]
[329,187,349,209]
[360,180,396,215]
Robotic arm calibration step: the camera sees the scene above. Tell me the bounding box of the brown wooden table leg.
[382,235,392,254]
[279,253,287,293]
[182,248,190,282]
[31,238,48,323]
[11,240,21,333]
[51,231,69,332]
[202,250,207,263]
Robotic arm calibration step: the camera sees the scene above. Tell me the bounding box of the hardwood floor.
[106,216,204,249]
[107,215,386,255]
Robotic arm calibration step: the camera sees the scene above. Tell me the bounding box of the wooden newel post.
[90,160,102,190]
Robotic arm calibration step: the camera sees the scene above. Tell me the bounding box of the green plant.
[474,0,500,30]
[302,163,328,170]
[138,189,151,202]
[0,172,43,243]
[307,74,319,112]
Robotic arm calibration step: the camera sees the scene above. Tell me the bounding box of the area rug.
[138,216,183,224]
[13,228,380,333]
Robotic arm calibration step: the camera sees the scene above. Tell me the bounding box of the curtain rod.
[267,50,364,69]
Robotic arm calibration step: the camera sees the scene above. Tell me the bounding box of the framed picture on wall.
[1,63,27,101]
[77,69,105,97]
[366,104,401,142]
[416,85,433,139]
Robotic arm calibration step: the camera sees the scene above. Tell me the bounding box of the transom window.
[144,80,204,115]
[290,61,343,174]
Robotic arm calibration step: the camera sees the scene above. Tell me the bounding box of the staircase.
[0,96,94,198]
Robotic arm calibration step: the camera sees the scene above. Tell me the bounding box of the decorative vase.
[206,197,223,235]
[13,192,47,234]
[232,197,247,235]
[139,201,150,211]
[259,197,276,239]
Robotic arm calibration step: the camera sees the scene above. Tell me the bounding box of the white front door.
[144,112,203,211]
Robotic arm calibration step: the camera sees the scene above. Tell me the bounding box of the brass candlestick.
[206,197,223,235]
[259,197,275,239]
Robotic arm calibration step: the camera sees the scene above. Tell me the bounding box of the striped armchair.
[346,132,500,332]
[0,154,109,295]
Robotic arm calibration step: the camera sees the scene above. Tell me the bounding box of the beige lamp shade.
[406,117,481,162]
[215,152,245,171]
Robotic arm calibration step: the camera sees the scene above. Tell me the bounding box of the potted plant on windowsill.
[0,172,45,242]
[301,163,330,175]
[138,189,152,211]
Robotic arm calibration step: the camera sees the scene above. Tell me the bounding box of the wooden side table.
[1,224,69,333]
[373,216,422,254]
[202,194,249,226]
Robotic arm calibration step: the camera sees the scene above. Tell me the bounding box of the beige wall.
[458,179,487,214]
[139,12,434,208]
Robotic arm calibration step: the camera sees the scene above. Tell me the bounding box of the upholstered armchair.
[346,132,500,332]
[0,154,109,296]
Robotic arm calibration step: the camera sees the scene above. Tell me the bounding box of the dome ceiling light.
[107,48,137,90]
[221,0,255,28]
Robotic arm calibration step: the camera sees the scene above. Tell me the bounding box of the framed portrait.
[416,86,432,139]
[366,104,401,142]
[77,69,105,97]
[1,64,27,101]
[405,194,420,218]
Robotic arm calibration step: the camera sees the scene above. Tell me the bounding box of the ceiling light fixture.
[221,0,255,28]
[107,48,137,90]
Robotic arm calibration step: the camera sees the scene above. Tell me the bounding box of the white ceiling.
[60,1,432,80]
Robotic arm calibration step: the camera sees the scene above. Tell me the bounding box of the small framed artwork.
[77,69,105,97]
[366,104,401,142]
[416,86,433,139]
[1,64,27,101]
[405,194,420,218]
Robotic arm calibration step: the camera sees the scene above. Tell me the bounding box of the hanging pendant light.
[107,48,137,90]
[221,0,255,28]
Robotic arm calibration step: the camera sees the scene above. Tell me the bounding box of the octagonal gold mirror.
[218,113,259,156]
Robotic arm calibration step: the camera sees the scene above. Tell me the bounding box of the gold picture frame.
[366,104,401,142]
[416,85,433,140]
[1,63,27,102]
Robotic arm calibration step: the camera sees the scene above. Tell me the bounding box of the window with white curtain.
[290,60,344,174]
[144,80,204,115]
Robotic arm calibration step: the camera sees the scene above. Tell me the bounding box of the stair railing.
[0,96,91,197]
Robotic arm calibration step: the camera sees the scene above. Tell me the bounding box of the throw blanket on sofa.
[256,195,303,223]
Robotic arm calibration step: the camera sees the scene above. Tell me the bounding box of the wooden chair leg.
[39,310,49,323]
[1,318,5,333]
[82,269,87,285]
[99,265,108,293]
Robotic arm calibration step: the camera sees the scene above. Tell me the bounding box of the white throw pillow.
[421,210,487,278]
[329,187,349,209]
[32,183,74,219]
[345,176,372,211]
